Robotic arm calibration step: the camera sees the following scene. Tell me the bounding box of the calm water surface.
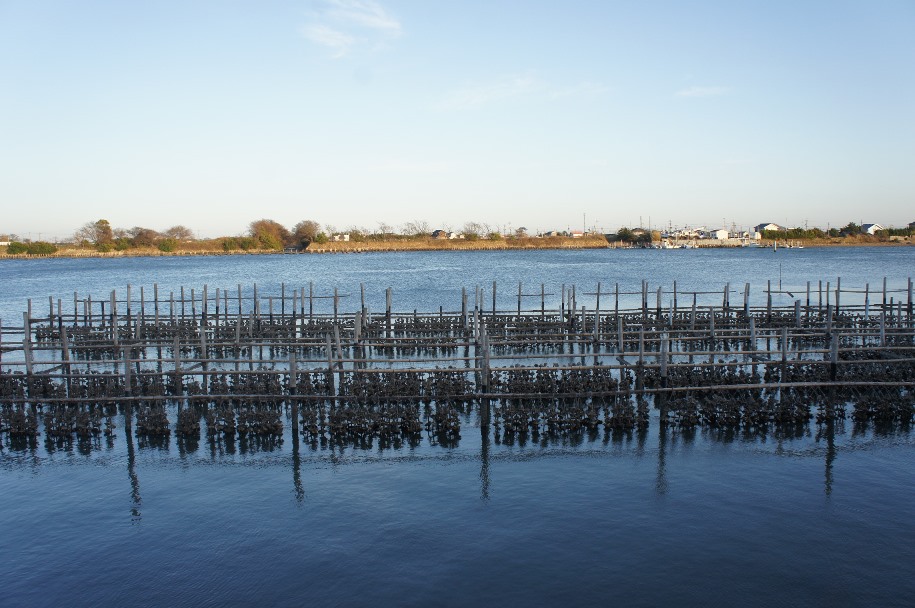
[2,248,914,607]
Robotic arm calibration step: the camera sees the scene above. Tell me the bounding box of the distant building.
[709,229,729,240]
[909,221,915,230]
[570,231,584,238]
[331,234,350,242]
[431,229,448,239]
[544,230,561,237]
[754,223,785,233]
[861,223,884,235]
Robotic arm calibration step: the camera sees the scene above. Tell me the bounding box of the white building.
[861,223,884,235]
[710,229,729,240]
[754,223,784,233]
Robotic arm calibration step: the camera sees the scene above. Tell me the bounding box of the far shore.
[0,234,911,260]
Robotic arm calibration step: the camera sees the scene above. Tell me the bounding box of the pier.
[1,277,913,447]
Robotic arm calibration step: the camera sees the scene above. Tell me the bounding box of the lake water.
[2,247,914,607]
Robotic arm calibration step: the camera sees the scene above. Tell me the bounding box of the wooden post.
[154,283,160,325]
[744,283,750,317]
[617,317,624,354]
[882,276,887,310]
[309,282,314,321]
[908,277,913,324]
[541,283,546,317]
[766,280,772,321]
[614,282,619,317]
[749,317,756,352]
[641,280,648,321]
[180,285,186,320]
[23,311,33,376]
[830,335,839,381]
[333,287,339,323]
[461,287,468,327]
[360,282,365,315]
[173,337,182,395]
[517,281,522,317]
[835,277,841,314]
[660,332,668,378]
[595,282,601,316]
[237,283,243,316]
[110,290,118,347]
[638,327,644,366]
[492,280,497,316]
[709,307,715,342]
[673,280,678,313]
[795,300,801,328]
[865,283,870,318]
[123,347,132,396]
[879,311,886,346]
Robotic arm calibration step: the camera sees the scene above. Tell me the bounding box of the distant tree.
[129,226,161,247]
[462,222,485,239]
[403,220,431,237]
[616,227,634,242]
[376,222,395,240]
[74,219,114,246]
[27,241,58,255]
[157,238,178,252]
[346,226,367,242]
[515,227,528,238]
[6,241,28,254]
[248,219,289,250]
[163,225,194,241]
[292,220,321,246]
[313,232,329,244]
[840,222,861,236]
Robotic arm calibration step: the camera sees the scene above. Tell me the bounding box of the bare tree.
[402,220,430,237]
[292,220,321,246]
[129,226,161,247]
[462,222,486,238]
[74,219,114,245]
[376,222,394,240]
[163,225,194,241]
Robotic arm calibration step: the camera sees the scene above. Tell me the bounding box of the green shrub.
[27,241,58,255]
[96,242,113,252]
[157,238,178,252]
[114,238,132,251]
[313,233,329,244]
[6,241,28,254]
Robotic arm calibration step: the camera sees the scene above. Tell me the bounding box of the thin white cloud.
[327,0,401,34]
[675,86,730,98]
[301,24,355,57]
[302,0,401,57]
[439,74,544,110]
[439,73,607,110]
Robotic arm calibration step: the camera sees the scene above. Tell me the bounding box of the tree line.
[5,218,558,254]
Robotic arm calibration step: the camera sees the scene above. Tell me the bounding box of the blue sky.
[1,0,913,239]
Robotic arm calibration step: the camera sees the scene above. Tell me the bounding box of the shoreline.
[0,235,910,260]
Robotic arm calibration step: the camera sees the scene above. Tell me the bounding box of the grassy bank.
[304,235,610,252]
[0,235,610,259]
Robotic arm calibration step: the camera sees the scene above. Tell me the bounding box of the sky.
[1,0,913,240]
